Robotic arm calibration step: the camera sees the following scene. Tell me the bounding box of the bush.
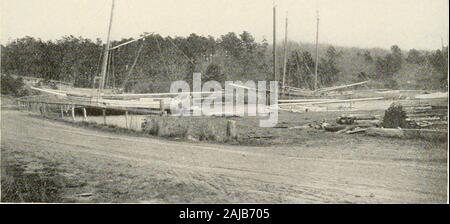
[381,103,408,128]
[1,74,26,96]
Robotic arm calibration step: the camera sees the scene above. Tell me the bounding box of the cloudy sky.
[1,0,448,50]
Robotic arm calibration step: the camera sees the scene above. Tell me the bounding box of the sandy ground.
[1,109,448,203]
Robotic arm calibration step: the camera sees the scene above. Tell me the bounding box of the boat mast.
[99,0,115,92]
[314,10,319,91]
[273,3,277,82]
[282,12,288,95]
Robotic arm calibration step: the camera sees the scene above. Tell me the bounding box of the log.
[288,125,311,130]
[336,117,355,125]
[354,120,381,126]
[402,106,432,110]
[405,108,447,113]
[365,128,404,138]
[324,125,347,132]
[406,117,441,122]
[346,128,367,134]
[407,113,447,119]
[346,114,378,120]
[336,126,355,134]
[337,114,378,125]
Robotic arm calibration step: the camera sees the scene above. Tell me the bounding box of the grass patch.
[1,160,66,202]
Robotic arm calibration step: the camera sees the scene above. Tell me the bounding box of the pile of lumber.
[399,100,448,129]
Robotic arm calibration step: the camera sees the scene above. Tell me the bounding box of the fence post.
[60,105,64,118]
[102,109,106,125]
[160,99,168,116]
[226,120,237,140]
[125,111,129,128]
[82,107,88,122]
[71,105,75,121]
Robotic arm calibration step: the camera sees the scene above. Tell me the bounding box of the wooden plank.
[279,97,384,106]
[315,81,369,93]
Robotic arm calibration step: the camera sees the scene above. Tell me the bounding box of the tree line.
[1,32,448,93]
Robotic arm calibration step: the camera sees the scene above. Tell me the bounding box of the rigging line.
[111,52,116,89]
[293,51,312,89]
[121,42,145,90]
[107,50,113,89]
[166,36,195,65]
[154,36,171,74]
[76,0,109,38]
[105,50,111,89]
[93,47,104,88]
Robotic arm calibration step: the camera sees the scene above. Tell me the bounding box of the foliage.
[382,103,408,128]
[1,74,27,96]
[1,34,448,92]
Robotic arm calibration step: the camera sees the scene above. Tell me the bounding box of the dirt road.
[1,110,447,203]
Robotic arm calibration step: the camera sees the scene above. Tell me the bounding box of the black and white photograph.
[0,0,448,207]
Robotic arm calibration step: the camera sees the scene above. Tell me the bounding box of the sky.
[1,0,448,50]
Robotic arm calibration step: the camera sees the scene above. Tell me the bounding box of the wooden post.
[314,10,320,91]
[60,106,64,118]
[102,109,106,125]
[99,0,115,91]
[71,105,76,121]
[82,107,88,122]
[160,100,166,116]
[226,120,237,140]
[282,13,288,96]
[125,110,129,128]
[273,5,277,82]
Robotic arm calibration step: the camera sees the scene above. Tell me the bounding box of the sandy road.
[1,110,447,203]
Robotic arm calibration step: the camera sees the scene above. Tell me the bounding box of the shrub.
[1,74,26,96]
[381,103,408,128]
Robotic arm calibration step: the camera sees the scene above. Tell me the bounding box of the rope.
[121,42,144,90]
[166,36,195,64]
[154,36,172,74]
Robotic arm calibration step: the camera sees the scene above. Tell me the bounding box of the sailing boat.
[280,10,370,97]
[29,0,190,111]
